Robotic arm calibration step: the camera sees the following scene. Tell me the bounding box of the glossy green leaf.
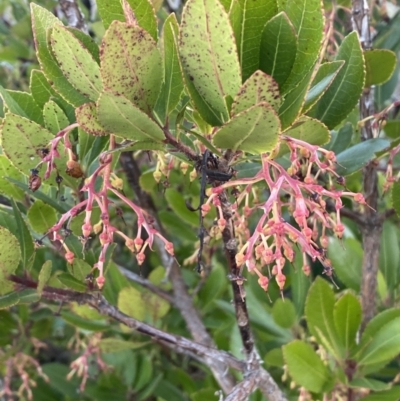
[43,100,70,134]
[384,121,400,139]
[76,102,109,136]
[379,222,400,292]
[235,0,278,81]
[272,299,296,328]
[308,32,365,129]
[357,317,400,367]
[30,4,87,106]
[290,260,310,317]
[279,67,313,129]
[231,70,281,115]
[97,92,165,141]
[0,227,21,295]
[350,378,391,392]
[335,138,390,176]
[0,155,25,201]
[37,260,52,296]
[264,348,284,367]
[0,85,29,118]
[164,189,198,226]
[303,61,345,113]
[27,200,57,234]
[179,0,241,124]
[333,293,361,350]
[212,103,280,154]
[50,25,102,102]
[283,340,329,393]
[6,90,44,125]
[57,272,87,292]
[154,14,184,123]
[391,181,400,218]
[328,237,362,291]
[358,386,400,401]
[305,277,342,358]
[11,199,34,271]
[277,0,324,93]
[97,0,158,41]
[364,49,397,87]
[100,21,162,114]
[259,12,297,89]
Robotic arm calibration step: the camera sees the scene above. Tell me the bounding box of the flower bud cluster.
[220,137,369,294]
[37,132,174,289]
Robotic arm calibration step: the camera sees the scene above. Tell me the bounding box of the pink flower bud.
[136,252,145,265]
[235,253,245,266]
[82,223,92,237]
[201,204,211,216]
[96,276,105,289]
[134,238,143,252]
[302,264,311,276]
[65,251,75,264]
[276,272,286,290]
[258,275,269,291]
[165,241,174,256]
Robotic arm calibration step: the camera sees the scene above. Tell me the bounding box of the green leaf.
[97,0,157,41]
[11,199,34,270]
[290,260,310,317]
[259,12,297,89]
[272,299,296,328]
[0,113,58,175]
[57,272,87,292]
[303,61,345,113]
[328,237,362,291]
[364,49,397,87]
[0,291,20,309]
[75,102,109,137]
[50,25,102,102]
[0,227,21,295]
[43,100,70,134]
[0,155,25,201]
[97,92,164,141]
[27,200,57,234]
[118,286,145,321]
[283,115,330,146]
[335,138,390,176]
[0,85,29,118]
[212,103,280,154]
[324,122,353,155]
[154,14,184,123]
[66,27,100,64]
[100,21,162,114]
[61,311,109,331]
[379,222,400,292]
[235,0,278,81]
[308,32,365,129]
[358,308,400,352]
[68,258,92,281]
[164,189,198,226]
[358,386,400,401]
[6,90,44,125]
[305,277,342,358]
[30,4,87,106]
[279,67,314,129]
[391,181,400,218]
[333,293,361,350]
[357,317,400,367]
[264,348,284,367]
[37,261,52,296]
[283,340,329,393]
[277,0,324,93]
[231,70,281,115]
[384,121,400,139]
[18,289,40,304]
[100,338,147,353]
[350,378,391,392]
[179,0,241,125]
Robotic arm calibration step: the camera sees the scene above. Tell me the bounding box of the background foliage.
[1,0,400,400]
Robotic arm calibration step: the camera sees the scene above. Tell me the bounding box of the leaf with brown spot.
[0,227,21,295]
[76,102,109,137]
[100,21,162,114]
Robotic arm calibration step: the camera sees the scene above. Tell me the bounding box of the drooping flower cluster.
[214,137,370,294]
[34,126,174,289]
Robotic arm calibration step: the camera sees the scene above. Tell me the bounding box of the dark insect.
[188,150,234,273]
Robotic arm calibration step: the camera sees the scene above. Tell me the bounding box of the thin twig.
[58,0,88,34]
